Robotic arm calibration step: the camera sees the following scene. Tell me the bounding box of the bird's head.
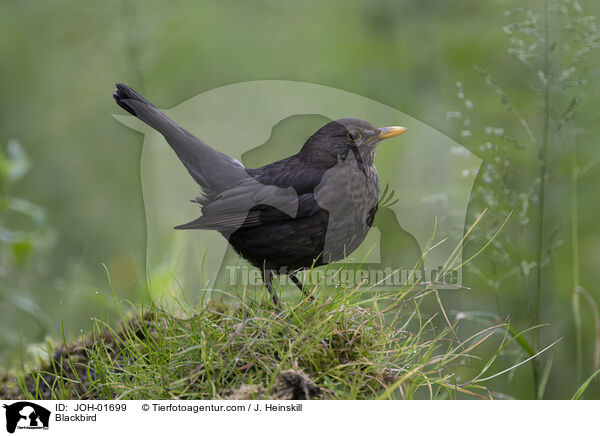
[298,118,407,168]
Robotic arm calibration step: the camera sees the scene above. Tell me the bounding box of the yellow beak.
[377,126,408,139]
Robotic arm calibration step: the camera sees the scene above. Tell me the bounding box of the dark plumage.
[113,83,407,304]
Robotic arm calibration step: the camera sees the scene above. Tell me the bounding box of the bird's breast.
[314,163,380,263]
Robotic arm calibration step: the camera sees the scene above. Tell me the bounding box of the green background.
[1,0,599,399]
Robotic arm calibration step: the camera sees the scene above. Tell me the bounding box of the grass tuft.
[2,279,520,400]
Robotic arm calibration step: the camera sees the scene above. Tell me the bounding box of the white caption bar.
[0,400,597,436]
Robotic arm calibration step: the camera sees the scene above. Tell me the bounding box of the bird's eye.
[347,131,361,142]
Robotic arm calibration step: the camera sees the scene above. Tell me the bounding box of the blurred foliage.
[449,0,600,399]
[0,139,53,362]
[1,0,599,399]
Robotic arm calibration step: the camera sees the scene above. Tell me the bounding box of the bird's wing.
[176,193,321,231]
[174,176,318,231]
[175,161,328,232]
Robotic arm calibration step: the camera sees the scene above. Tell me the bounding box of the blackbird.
[113,83,407,304]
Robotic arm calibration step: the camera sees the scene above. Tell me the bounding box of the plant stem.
[533,0,551,399]
[571,143,583,391]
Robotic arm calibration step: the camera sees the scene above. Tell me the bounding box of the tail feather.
[113,83,181,134]
[113,83,155,116]
[113,83,248,197]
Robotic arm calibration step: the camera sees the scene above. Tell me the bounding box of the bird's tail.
[113,83,191,138]
[113,83,247,197]
[113,83,155,117]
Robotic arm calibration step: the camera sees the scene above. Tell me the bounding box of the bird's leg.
[261,269,280,307]
[290,273,314,301]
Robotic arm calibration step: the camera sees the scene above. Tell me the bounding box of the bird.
[113,83,407,305]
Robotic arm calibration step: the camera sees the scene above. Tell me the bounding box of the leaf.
[6,139,30,182]
[537,354,553,399]
[5,293,50,326]
[7,198,46,227]
[12,239,33,267]
[572,368,600,400]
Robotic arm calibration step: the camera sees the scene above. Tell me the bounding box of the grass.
[533,0,551,373]
[448,0,600,399]
[0,210,567,400]
[2,270,536,400]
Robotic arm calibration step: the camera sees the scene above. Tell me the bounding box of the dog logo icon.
[3,402,50,434]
